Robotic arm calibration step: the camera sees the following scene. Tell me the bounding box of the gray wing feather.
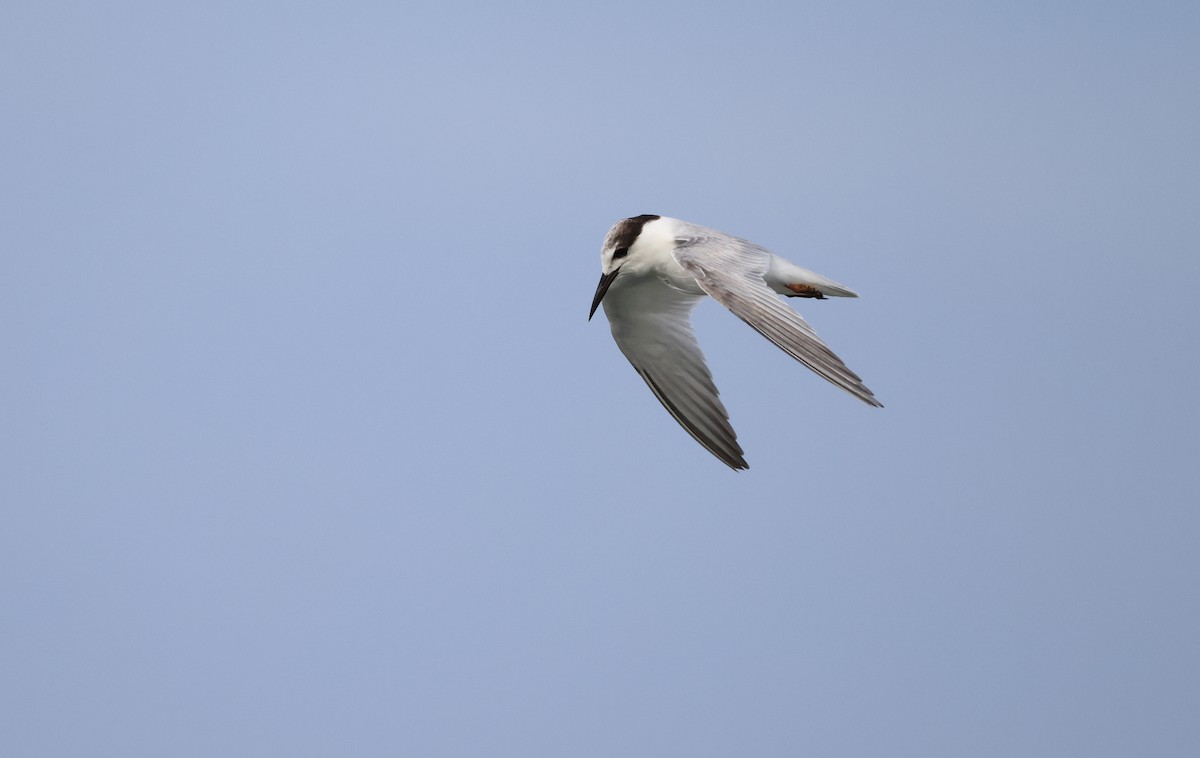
[602,274,748,470]
[673,232,883,408]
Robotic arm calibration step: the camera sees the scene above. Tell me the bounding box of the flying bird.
[589,214,881,470]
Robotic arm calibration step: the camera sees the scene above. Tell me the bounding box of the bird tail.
[766,258,860,298]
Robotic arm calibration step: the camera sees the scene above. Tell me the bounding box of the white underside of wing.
[601,274,748,470]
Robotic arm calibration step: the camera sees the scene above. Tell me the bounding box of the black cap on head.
[608,214,660,252]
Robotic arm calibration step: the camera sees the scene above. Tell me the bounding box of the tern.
[589,214,881,470]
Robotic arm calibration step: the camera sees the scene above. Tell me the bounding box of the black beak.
[588,269,620,321]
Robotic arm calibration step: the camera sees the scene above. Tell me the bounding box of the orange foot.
[785,283,826,299]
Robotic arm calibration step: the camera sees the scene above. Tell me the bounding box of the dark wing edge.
[637,369,748,470]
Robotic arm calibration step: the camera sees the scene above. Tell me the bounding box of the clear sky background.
[3,1,1198,756]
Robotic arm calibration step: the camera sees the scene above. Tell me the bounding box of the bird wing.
[671,232,882,407]
[601,274,748,470]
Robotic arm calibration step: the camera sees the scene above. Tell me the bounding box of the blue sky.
[3,1,1198,756]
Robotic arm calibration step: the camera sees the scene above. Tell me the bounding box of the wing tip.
[858,390,884,408]
[639,369,747,470]
[714,447,750,470]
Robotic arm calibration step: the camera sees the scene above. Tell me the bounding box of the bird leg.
[784,283,827,299]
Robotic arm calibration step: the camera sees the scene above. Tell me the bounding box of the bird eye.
[613,248,629,259]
